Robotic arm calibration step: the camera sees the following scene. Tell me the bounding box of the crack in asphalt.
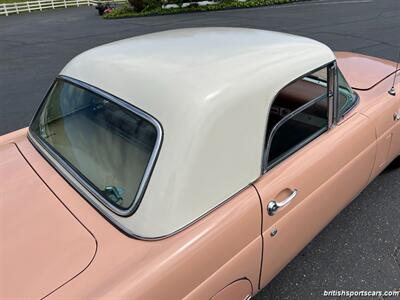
[393,246,400,272]
[387,247,400,300]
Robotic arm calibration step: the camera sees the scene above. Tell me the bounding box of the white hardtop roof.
[60,28,335,238]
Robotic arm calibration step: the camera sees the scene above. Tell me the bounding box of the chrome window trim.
[328,61,337,128]
[340,91,360,119]
[262,62,334,173]
[262,94,328,172]
[335,68,360,122]
[28,75,163,217]
[266,127,328,172]
[28,133,251,241]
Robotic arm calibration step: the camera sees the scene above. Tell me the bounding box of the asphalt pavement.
[0,0,399,299]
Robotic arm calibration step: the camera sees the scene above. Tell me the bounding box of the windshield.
[30,78,161,214]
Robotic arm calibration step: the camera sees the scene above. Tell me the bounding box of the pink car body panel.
[0,48,399,299]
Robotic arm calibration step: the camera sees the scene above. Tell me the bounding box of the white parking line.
[306,0,373,5]
[266,0,374,9]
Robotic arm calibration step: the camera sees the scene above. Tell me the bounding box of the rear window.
[30,78,161,215]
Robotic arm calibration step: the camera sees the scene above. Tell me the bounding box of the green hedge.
[0,0,32,4]
[104,0,299,19]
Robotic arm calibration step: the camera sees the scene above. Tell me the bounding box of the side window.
[263,66,330,171]
[337,69,358,119]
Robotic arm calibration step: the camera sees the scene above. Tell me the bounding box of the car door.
[384,77,400,163]
[389,108,400,159]
[360,74,400,179]
[254,64,376,288]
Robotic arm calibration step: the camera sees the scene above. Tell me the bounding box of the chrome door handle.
[267,189,297,216]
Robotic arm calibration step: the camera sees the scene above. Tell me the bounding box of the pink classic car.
[1,28,399,299]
